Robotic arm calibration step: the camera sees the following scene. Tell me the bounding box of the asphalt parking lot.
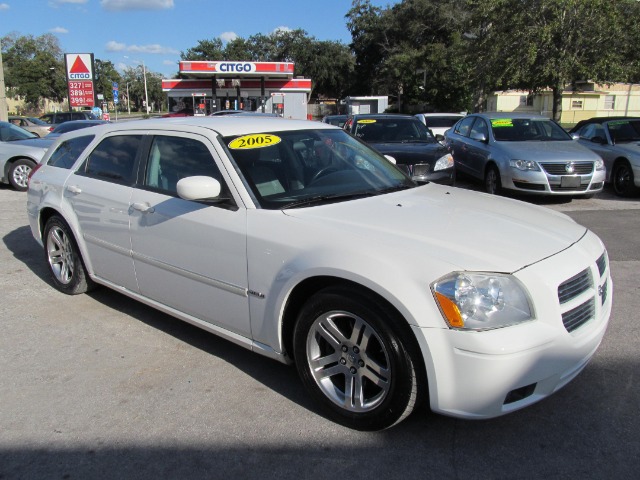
[1,183,639,480]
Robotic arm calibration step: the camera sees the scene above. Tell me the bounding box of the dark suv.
[343,114,455,185]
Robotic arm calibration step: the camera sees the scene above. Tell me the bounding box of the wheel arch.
[280,275,428,391]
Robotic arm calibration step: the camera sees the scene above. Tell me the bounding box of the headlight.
[509,159,540,171]
[595,158,605,171]
[434,153,454,171]
[431,272,534,331]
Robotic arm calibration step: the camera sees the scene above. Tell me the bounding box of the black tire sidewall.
[293,287,418,430]
[43,216,91,295]
[613,162,635,197]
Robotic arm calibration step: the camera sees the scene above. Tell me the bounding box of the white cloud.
[0,3,9,11]
[163,59,177,66]
[220,31,238,43]
[48,0,88,6]
[273,26,292,34]
[106,40,179,55]
[50,26,69,34]
[101,0,173,11]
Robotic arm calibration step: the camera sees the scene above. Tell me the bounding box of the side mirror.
[470,131,487,143]
[177,176,222,201]
[384,155,397,165]
[591,136,607,145]
[435,134,445,143]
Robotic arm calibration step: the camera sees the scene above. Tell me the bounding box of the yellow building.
[486,82,640,126]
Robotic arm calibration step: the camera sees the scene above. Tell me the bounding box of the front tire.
[612,161,637,197]
[8,158,36,191]
[43,216,95,295]
[484,165,501,195]
[293,286,422,430]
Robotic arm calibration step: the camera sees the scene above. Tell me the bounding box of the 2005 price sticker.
[228,134,281,150]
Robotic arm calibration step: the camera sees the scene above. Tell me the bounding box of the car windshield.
[0,123,38,141]
[423,117,461,128]
[27,117,48,125]
[490,118,571,141]
[224,128,415,210]
[606,119,640,143]
[353,118,435,143]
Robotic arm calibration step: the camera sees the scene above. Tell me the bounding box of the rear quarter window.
[47,135,95,169]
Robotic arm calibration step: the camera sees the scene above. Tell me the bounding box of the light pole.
[141,60,149,114]
[126,82,130,115]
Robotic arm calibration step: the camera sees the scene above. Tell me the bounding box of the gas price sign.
[68,81,95,107]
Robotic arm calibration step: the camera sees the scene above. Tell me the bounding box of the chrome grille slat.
[600,279,608,305]
[562,299,595,332]
[558,269,592,304]
[541,162,594,175]
[596,253,607,277]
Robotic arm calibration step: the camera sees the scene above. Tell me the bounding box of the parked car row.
[0,119,108,191]
[25,116,611,430]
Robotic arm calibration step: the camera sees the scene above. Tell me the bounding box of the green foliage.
[1,33,67,109]
[94,60,122,103]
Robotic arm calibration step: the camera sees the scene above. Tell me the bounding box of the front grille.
[513,181,546,191]
[549,183,589,192]
[600,279,608,305]
[541,162,594,175]
[562,299,595,332]
[413,163,431,177]
[596,252,607,277]
[558,269,592,303]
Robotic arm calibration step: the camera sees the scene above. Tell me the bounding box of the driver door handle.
[132,202,155,214]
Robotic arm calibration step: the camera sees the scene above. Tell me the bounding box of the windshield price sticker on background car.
[228,134,281,150]
[491,119,514,128]
[357,119,377,124]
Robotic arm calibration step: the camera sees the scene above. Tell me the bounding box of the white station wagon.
[27,117,612,430]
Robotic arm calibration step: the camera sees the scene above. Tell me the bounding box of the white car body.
[27,117,612,428]
[414,113,465,137]
[0,138,53,190]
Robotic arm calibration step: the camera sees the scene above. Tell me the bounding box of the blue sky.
[0,0,397,78]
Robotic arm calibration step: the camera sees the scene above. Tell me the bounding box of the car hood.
[0,137,53,156]
[495,140,601,162]
[368,141,448,165]
[283,184,586,273]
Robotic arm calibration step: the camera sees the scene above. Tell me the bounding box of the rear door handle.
[66,185,82,194]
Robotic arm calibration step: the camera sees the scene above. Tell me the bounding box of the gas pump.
[192,93,207,116]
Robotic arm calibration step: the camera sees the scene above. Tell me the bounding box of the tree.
[466,0,633,120]
[346,0,473,112]
[1,33,67,110]
[94,60,121,104]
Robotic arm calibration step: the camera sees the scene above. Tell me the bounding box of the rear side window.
[47,135,95,169]
[81,135,142,184]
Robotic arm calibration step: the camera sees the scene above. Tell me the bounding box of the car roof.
[56,116,339,140]
[568,116,640,133]
[417,113,465,117]
[350,113,416,120]
[474,112,551,120]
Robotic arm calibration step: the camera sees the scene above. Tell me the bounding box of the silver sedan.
[445,112,606,197]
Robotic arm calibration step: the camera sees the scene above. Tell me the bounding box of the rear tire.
[484,165,501,195]
[43,216,96,295]
[8,158,36,192]
[293,286,422,430]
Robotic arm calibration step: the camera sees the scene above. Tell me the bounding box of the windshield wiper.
[282,185,414,209]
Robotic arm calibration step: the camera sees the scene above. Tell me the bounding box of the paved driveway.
[1,184,638,480]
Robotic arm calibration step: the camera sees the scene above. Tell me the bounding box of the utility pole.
[0,39,8,121]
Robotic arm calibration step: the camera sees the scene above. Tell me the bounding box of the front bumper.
[415,231,611,419]
[502,162,606,195]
